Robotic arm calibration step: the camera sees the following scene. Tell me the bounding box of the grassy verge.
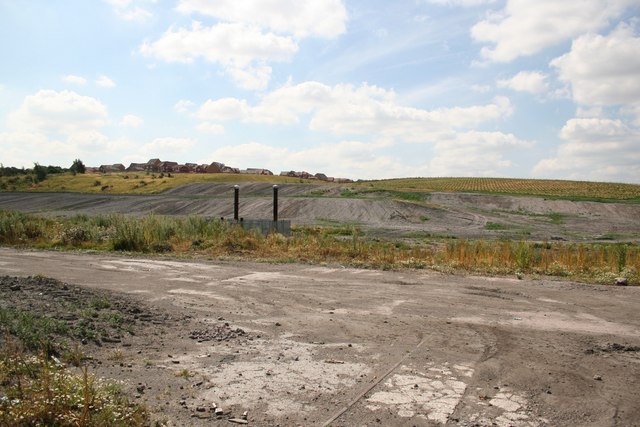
[0,209,638,285]
[0,276,150,426]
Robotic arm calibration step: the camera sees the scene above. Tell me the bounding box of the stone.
[615,277,628,286]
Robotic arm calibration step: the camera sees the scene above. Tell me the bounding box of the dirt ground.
[1,247,639,426]
[1,183,639,242]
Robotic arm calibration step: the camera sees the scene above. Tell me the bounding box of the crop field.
[359,177,640,202]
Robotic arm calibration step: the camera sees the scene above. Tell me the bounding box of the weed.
[175,368,192,379]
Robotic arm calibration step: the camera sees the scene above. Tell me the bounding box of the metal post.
[234,185,239,221]
[273,185,278,222]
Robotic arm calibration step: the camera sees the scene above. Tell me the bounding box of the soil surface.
[1,183,639,242]
[1,247,639,426]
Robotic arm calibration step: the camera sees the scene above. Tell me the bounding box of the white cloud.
[196,98,250,121]
[138,137,196,159]
[497,71,549,94]
[96,75,116,88]
[533,118,640,183]
[429,131,531,176]
[62,74,87,86]
[0,90,122,167]
[551,23,640,107]
[174,99,195,113]
[8,90,108,134]
[472,0,634,62]
[421,0,496,6]
[120,114,144,127]
[140,21,297,89]
[194,81,513,140]
[105,0,153,22]
[196,122,225,134]
[176,0,347,38]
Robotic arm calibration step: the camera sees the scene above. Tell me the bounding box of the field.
[3,173,640,202]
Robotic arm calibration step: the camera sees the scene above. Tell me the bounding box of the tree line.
[0,159,85,182]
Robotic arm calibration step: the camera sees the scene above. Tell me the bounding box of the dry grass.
[1,172,316,194]
[0,210,637,285]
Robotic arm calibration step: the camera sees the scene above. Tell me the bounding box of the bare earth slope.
[1,248,639,426]
[1,183,639,241]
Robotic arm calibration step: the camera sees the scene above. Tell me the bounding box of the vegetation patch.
[0,275,154,426]
[0,210,637,285]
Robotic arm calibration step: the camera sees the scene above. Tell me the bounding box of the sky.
[1,0,639,183]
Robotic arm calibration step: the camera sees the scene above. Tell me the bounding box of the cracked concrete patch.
[194,337,370,417]
[366,364,472,424]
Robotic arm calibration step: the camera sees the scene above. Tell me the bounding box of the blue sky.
[1,0,639,183]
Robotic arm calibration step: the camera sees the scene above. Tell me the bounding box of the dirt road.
[1,247,639,426]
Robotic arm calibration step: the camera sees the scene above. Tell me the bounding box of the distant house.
[206,162,225,173]
[126,163,146,172]
[146,158,161,172]
[158,161,178,172]
[98,164,125,173]
[242,168,273,175]
[315,173,329,181]
[222,166,240,174]
[195,164,209,173]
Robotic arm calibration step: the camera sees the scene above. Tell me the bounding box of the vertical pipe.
[273,185,278,222]
[234,185,239,220]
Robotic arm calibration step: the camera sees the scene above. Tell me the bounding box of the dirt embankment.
[1,183,639,242]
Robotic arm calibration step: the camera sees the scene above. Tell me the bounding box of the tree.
[70,159,86,175]
[33,163,47,183]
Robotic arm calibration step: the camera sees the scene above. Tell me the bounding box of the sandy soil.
[1,183,639,242]
[1,247,639,426]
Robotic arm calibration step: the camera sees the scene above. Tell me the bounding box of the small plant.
[175,368,192,379]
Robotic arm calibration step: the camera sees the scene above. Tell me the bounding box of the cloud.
[96,75,116,88]
[497,71,549,94]
[137,137,196,160]
[194,81,513,140]
[421,0,496,6]
[196,122,225,134]
[176,0,347,38]
[0,90,127,167]
[120,114,144,127]
[62,75,87,86]
[105,0,153,22]
[533,118,640,183]
[471,0,634,62]
[174,99,195,113]
[550,23,640,107]
[8,90,108,134]
[196,98,250,121]
[429,131,531,177]
[140,21,297,89]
